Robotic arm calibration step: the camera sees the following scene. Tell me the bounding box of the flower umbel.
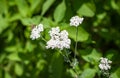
[70,16,84,27]
[99,57,112,71]
[46,27,71,50]
[30,24,44,40]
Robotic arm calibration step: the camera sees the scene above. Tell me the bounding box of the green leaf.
[6,31,14,42]
[41,0,55,15]
[80,48,101,64]
[66,26,89,42]
[93,12,107,26]
[0,15,9,34]
[41,17,57,28]
[0,53,6,63]
[67,68,82,78]
[25,41,36,52]
[77,3,95,17]
[20,15,41,26]
[9,14,22,22]
[54,0,66,23]
[36,59,46,71]
[111,0,119,10]
[111,68,120,78]
[15,0,29,17]
[5,72,12,78]
[29,0,44,14]
[14,63,23,76]
[5,46,17,52]
[0,0,8,14]
[79,68,96,78]
[7,53,21,61]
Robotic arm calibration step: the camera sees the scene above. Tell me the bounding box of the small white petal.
[46,27,71,50]
[70,16,84,27]
[99,64,104,70]
[37,24,44,32]
[30,23,44,40]
[99,57,112,71]
[108,60,112,64]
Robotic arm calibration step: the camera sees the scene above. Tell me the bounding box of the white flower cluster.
[46,27,71,50]
[30,24,44,40]
[99,57,112,71]
[70,16,84,27]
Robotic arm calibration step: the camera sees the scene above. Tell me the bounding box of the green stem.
[59,49,79,77]
[74,27,78,58]
[41,36,47,42]
[60,49,71,64]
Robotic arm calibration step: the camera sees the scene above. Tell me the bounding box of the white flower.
[60,30,69,39]
[30,23,44,40]
[30,28,40,40]
[49,27,60,40]
[70,16,84,27]
[37,24,44,32]
[46,39,59,49]
[99,57,112,71]
[46,27,71,50]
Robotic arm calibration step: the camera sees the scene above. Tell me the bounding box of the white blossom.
[30,24,44,40]
[46,27,71,50]
[49,27,60,40]
[37,24,44,32]
[46,39,59,49]
[70,16,84,27]
[99,57,112,71]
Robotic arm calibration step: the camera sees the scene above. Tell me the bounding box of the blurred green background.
[0,0,120,78]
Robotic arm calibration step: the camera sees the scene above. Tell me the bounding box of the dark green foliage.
[0,0,120,78]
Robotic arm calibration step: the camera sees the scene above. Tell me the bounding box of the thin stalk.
[74,27,78,58]
[60,49,71,64]
[72,27,80,77]
[41,36,47,42]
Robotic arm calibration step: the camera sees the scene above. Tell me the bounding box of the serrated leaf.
[41,0,55,15]
[15,63,23,76]
[54,1,66,23]
[79,68,96,78]
[77,3,95,17]
[67,26,89,42]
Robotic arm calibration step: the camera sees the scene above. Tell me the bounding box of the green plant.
[0,0,120,78]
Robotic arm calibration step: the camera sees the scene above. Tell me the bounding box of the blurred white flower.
[37,24,44,32]
[99,57,112,71]
[46,27,71,50]
[49,27,60,40]
[30,24,44,40]
[70,16,84,27]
